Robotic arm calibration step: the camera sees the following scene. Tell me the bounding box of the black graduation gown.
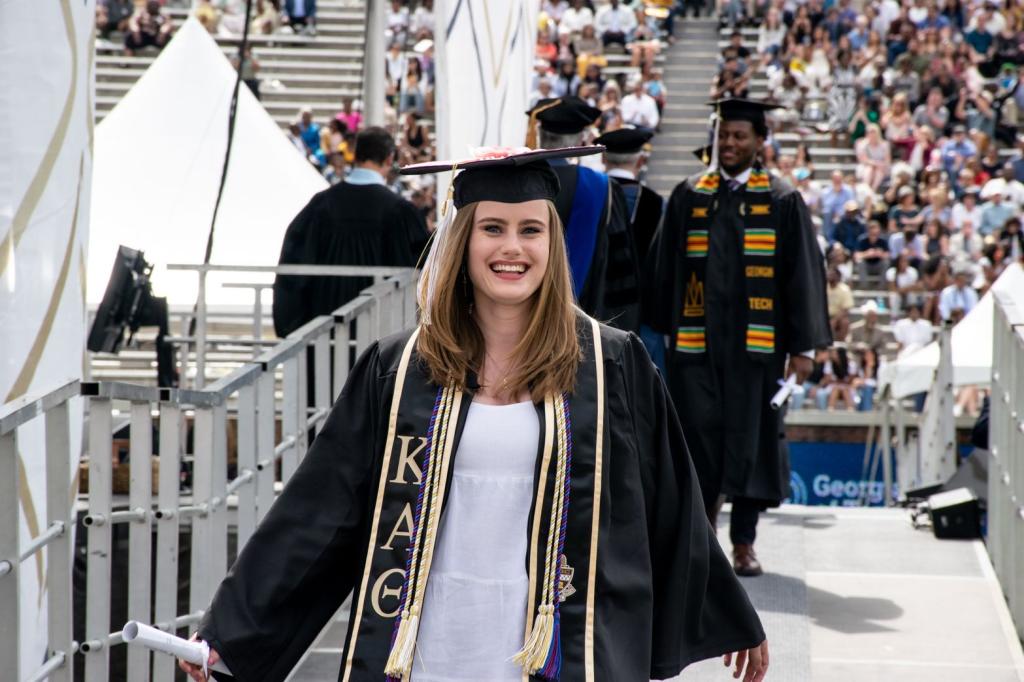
[643,174,831,506]
[272,182,428,337]
[550,162,641,332]
[610,176,665,266]
[198,317,765,682]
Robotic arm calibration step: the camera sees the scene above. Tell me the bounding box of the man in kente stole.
[643,98,831,576]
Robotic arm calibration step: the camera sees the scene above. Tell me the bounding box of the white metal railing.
[1,269,417,681]
[989,288,1024,642]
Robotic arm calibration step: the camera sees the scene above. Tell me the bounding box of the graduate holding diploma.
[180,146,768,682]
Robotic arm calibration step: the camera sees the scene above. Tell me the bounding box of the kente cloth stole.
[675,169,778,362]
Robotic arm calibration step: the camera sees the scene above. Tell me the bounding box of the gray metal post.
[0,430,21,681]
[85,399,113,681]
[196,268,208,389]
[256,372,276,522]
[236,384,258,546]
[153,404,182,682]
[127,401,154,680]
[332,321,351,402]
[362,0,386,126]
[881,398,893,506]
[211,403,229,582]
[314,333,331,435]
[282,357,300,482]
[45,402,73,682]
[189,407,215,616]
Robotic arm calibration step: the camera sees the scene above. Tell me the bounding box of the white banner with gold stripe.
[0,0,94,671]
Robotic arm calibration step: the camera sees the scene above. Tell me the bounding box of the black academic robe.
[643,173,831,507]
[272,182,428,337]
[610,175,665,266]
[550,161,641,332]
[198,316,765,682]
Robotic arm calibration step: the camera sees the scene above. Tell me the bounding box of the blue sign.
[787,442,897,507]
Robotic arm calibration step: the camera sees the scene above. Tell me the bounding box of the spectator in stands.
[283,0,316,35]
[921,217,949,258]
[595,0,636,50]
[398,112,432,165]
[97,0,135,40]
[252,0,282,34]
[938,262,979,322]
[562,0,595,35]
[124,1,174,56]
[537,29,559,65]
[827,266,855,340]
[834,200,866,254]
[850,300,885,348]
[399,72,426,115]
[272,127,428,337]
[582,61,607,95]
[983,162,1024,208]
[887,185,922,234]
[852,345,880,411]
[999,216,1024,262]
[770,72,804,130]
[829,243,854,282]
[410,0,434,41]
[218,0,247,37]
[950,219,984,261]
[886,252,921,314]
[711,54,750,99]
[824,346,858,411]
[324,152,347,185]
[820,170,856,241]
[893,299,933,353]
[296,107,325,168]
[980,190,1014,236]
[941,124,977,182]
[757,9,786,64]
[913,87,950,139]
[552,59,581,98]
[621,75,660,133]
[919,187,952,226]
[854,219,889,281]
[855,123,891,191]
[951,186,983,232]
[530,75,555,109]
[629,6,662,76]
[232,46,261,100]
[385,41,407,104]
[386,0,410,45]
[848,94,880,143]
[335,97,362,135]
[881,92,914,159]
[644,69,667,116]
[574,23,603,60]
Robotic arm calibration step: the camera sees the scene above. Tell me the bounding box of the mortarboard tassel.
[525,98,564,149]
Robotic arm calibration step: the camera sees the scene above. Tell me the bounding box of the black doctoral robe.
[198,316,764,682]
[550,161,641,332]
[610,175,665,266]
[643,173,831,507]
[272,182,429,337]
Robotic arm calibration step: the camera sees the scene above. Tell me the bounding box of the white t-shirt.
[413,400,540,682]
[893,317,934,351]
[561,6,594,32]
[621,92,660,129]
[885,266,919,289]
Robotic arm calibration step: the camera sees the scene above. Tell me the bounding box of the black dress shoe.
[732,544,764,577]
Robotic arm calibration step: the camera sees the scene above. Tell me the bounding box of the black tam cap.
[593,127,654,154]
[400,146,603,209]
[707,97,781,136]
[692,144,713,164]
[527,96,602,135]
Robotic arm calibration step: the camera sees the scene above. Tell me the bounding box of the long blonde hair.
[416,200,581,401]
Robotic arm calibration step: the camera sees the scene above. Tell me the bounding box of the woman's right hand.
[178,634,221,682]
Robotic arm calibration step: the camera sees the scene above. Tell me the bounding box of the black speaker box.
[928,488,981,539]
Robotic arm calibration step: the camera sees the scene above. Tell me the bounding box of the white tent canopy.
[879,263,1024,398]
[89,17,328,307]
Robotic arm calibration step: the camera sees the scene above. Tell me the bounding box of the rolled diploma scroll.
[122,621,231,676]
[770,373,799,410]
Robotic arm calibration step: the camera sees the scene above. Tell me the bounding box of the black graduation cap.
[399,146,603,209]
[707,97,781,134]
[527,96,602,135]
[692,144,712,164]
[593,127,654,155]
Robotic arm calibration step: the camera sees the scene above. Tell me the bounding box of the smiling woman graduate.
[181,147,768,682]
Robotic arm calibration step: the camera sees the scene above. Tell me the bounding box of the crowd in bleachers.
[710,0,1024,413]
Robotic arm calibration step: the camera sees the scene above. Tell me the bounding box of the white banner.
[0,0,94,673]
[433,0,539,198]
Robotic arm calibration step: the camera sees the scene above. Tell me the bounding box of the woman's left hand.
[723,638,769,682]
